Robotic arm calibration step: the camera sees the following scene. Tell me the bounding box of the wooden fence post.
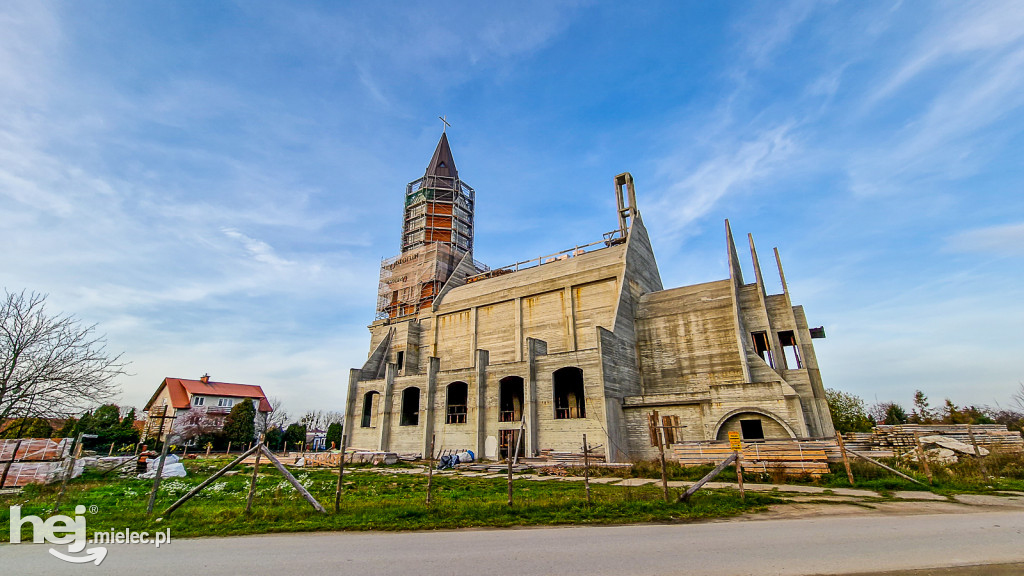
[146,438,172,515]
[650,410,669,503]
[967,424,989,477]
[914,432,933,484]
[226,441,232,455]
[583,434,591,505]
[334,434,347,513]
[835,432,855,486]
[54,433,85,513]
[245,436,264,514]
[426,434,435,507]
[507,448,514,507]
[735,451,745,500]
[1,439,23,489]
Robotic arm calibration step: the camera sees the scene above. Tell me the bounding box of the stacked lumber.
[673,440,831,477]
[532,448,607,467]
[868,425,1023,453]
[0,438,74,488]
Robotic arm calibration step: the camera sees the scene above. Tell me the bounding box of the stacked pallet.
[673,440,831,477]
[0,438,74,488]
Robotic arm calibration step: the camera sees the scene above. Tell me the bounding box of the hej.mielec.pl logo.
[9,505,171,566]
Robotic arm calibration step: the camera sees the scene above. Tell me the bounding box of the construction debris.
[0,438,76,488]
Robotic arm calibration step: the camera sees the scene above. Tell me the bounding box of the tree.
[264,426,285,450]
[284,423,306,448]
[76,403,140,451]
[870,402,908,425]
[825,388,874,433]
[0,290,127,421]
[909,390,934,424]
[57,417,76,438]
[266,396,289,430]
[223,398,256,445]
[0,417,53,439]
[939,400,994,425]
[299,410,344,431]
[1014,382,1024,412]
[325,422,342,449]
[176,409,219,444]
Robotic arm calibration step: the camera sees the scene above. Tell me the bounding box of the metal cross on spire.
[438,115,451,133]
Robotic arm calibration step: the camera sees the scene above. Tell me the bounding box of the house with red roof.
[143,374,272,442]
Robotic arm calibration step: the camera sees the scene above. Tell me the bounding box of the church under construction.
[344,132,835,462]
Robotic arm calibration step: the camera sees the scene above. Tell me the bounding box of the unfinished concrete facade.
[344,134,834,462]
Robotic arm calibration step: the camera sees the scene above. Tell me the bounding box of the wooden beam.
[679,452,738,503]
[847,448,928,488]
[163,444,261,516]
[260,446,327,513]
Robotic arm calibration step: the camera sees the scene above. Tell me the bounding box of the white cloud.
[946,222,1024,256]
[648,124,799,241]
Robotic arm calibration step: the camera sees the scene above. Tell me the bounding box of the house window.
[751,331,774,368]
[396,350,405,371]
[400,387,420,426]
[446,382,468,424]
[740,419,765,440]
[218,398,234,408]
[192,396,205,406]
[553,367,585,419]
[778,330,802,369]
[361,391,380,428]
[499,376,524,422]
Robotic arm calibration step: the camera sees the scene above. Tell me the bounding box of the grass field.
[1,460,777,541]
[4,449,1021,542]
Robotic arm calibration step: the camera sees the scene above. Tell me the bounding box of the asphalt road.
[3,510,1023,576]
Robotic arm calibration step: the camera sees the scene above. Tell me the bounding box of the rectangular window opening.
[751,331,775,368]
[740,419,765,440]
[396,350,405,371]
[778,330,802,369]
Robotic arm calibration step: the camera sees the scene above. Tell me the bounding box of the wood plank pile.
[673,440,831,477]
[464,463,530,473]
[867,425,1023,453]
[0,438,74,488]
[527,448,607,467]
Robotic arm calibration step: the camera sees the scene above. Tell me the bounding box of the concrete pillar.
[526,337,548,457]
[565,286,577,351]
[344,368,362,440]
[377,362,396,451]
[421,357,440,457]
[514,297,523,361]
[469,307,478,366]
[474,349,489,458]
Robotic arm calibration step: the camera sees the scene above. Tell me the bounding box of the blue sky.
[2,1,1022,419]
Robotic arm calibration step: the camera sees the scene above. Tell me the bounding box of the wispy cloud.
[946,222,1024,256]
[649,123,798,241]
[870,0,1024,104]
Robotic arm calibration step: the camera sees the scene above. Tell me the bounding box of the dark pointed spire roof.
[424,132,458,181]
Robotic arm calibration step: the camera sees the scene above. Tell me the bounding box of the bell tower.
[376,131,478,319]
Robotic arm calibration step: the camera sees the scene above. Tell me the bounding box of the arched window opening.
[553,367,585,419]
[361,391,380,428]
[499,376,524,422]
[446,382,468,424]
[400,387,421,426]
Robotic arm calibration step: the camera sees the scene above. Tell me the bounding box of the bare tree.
[299,409,344,431]
[176,409,218,443]
[0,290,127,421]
[266,395,289,430]
[1014,382,1024,412]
